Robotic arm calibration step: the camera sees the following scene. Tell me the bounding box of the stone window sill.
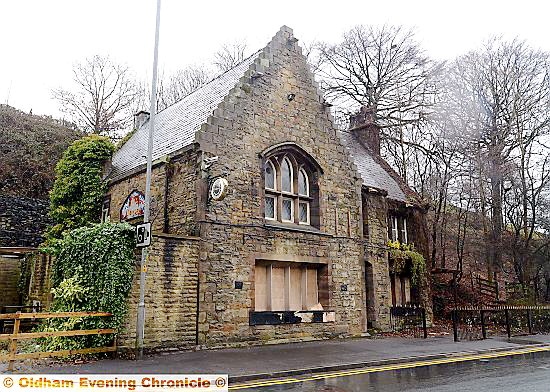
[264,221,332,237]
[249,310,335,326]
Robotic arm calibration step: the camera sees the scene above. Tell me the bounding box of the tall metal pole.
[136,0,161,360]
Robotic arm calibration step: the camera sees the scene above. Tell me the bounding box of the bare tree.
[315,25,439,185]
[162,65,212,108]
[317,25,436,129]
[52,55,138,136]
[133,65,213,117]
[213,41,248,72]
[426,38,550,293]
[455,39,550,281]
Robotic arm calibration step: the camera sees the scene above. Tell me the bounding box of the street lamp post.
[136,0,161,360]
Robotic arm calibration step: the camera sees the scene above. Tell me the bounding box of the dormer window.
[263,147,320,227]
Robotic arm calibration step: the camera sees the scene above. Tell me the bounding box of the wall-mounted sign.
[136,222,151,248]
[120,190,145,221]
[210,177,229,201]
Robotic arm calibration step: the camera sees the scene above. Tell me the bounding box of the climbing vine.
[387,240,427,286]
[38,222,135,351]
[44,135,114,244]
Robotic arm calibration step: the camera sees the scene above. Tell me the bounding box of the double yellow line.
[229,345,550,390]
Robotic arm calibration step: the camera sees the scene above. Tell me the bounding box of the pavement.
[3,334,550,383]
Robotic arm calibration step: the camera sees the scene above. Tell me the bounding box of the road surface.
[231,350,550,391]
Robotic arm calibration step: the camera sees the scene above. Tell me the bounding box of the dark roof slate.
[338,130,415,203]
[110,51,260,181]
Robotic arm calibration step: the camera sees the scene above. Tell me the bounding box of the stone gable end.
[193,27,369,345]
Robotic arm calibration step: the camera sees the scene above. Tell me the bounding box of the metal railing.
[452,305,550,342]
[390,305,427,339]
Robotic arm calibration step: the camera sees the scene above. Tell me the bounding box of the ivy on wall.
[45,135,114,243]
[39,222,135,351]
[388,240,427,286]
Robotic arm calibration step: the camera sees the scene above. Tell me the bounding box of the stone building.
[105,26,429,350]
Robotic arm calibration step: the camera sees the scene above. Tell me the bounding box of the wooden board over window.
[254,262,325,312]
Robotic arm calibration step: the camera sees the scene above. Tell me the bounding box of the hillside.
[0,105,83,199]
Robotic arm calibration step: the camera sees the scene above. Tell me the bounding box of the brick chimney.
[349,106,380,155]
[134,110,150,130]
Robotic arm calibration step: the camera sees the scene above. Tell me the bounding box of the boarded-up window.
[255,263,322,311]
[391,274,411,306]
[255,265,268,311]
[271,267,285,311]
[289,267,302,310]
[305,268,318,309]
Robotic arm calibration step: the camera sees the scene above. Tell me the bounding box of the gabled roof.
[338,130,416,203]
[110,26,418,206]
[109,51,261,181]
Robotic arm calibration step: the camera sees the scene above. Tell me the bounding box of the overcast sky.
[2,0,550,118]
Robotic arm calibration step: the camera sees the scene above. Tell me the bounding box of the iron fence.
[390,305,427,339]
[452,305,550,341]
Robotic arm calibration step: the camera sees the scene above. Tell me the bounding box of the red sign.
[120,190,145,220]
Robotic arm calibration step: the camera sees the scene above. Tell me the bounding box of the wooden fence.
[0,311,116,371]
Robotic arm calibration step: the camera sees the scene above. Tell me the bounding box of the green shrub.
[39,222,135,351]
[45,135,114,243]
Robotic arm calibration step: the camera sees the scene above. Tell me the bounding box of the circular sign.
[210,177,229,201]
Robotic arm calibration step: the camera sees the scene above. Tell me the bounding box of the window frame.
[265,160,277,191]
[101,195,111,223]
[298,168,309,196]
[265,195,277,220]
[280,156,294,194]
[389,215,408,244]
[263,154,315,226]
[298,201,310,225]
[281,197,294,223]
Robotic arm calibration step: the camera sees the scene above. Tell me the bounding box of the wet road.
[233,351,550,391]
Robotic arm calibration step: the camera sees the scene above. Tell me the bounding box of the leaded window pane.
[265,196,275,219]
[299,202,309,224]
[265,161,275,190]
[281,158,292,193]
[298,169,308,196]
[282,198,293,221]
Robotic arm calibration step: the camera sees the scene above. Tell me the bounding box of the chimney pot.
[134,110,150,130]
[349,107,380,155]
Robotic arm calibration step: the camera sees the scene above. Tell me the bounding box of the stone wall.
[197,224,366,346]
[27,253,53,309]
[118,234,199,350]
[107,149,198,236]
[0,256,21,307]
[0,196,50,247]
[362,192,392,329]
[194,27,369,345]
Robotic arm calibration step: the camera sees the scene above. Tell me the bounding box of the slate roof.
[110,28,416,205]
[338,130,409,202]
[109,51,261,181]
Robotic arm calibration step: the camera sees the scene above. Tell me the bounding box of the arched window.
[298,169,309,196]
[265,160,276,190]
[263,148,319,227]
[281,157,293,193]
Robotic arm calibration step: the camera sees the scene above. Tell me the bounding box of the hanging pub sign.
[120,190,145,221]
